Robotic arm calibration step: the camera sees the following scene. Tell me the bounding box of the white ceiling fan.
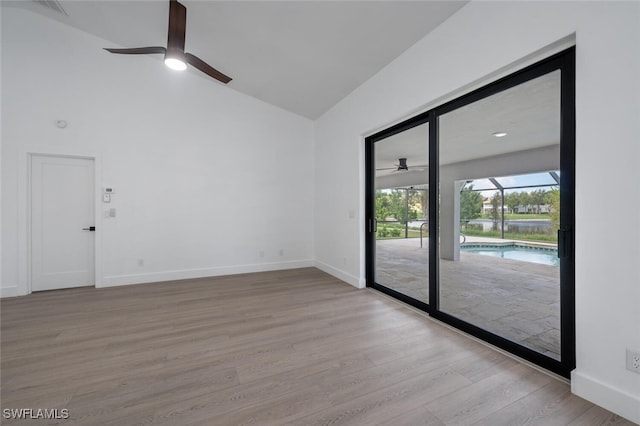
[376,158,427,174]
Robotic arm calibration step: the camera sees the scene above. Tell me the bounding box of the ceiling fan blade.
[104,47,166,55]
[167,0,186,54]
[185,53,232,84]
[376,167,397,171]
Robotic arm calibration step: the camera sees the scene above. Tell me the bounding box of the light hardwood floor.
[0,268,634,425]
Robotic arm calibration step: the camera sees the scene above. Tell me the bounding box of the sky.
[465,171,560,198]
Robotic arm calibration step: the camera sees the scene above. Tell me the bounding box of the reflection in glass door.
[368,121,430,305]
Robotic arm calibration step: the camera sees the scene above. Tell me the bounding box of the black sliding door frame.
[365,112,432,313]
[365,47,575,378]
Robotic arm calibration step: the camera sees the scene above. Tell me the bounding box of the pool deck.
[375,236,560,360]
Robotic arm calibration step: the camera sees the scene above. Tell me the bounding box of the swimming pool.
[461,244,559,266]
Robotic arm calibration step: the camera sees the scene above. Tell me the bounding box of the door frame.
[365,112,431,313]
[25,152,102,295]
[365,47,575,378]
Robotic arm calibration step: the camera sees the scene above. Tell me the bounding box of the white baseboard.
[314,260,363,288]
[572,370,640,424]
[0,286,21,298]
[100,259,314,288]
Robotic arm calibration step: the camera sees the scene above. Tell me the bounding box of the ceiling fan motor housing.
[166,0,186,63]
[397,158,409,171]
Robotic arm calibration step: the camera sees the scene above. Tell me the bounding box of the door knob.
[82,226,96,231]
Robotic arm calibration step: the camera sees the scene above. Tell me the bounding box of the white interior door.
[31,155,95,291]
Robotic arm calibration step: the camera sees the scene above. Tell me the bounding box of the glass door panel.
[438,71,562,360]
[373,122,429,304]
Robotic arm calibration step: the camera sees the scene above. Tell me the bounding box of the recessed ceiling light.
[493,132,508,138]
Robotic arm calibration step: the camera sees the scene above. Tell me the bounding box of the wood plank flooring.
[0,267,634,425]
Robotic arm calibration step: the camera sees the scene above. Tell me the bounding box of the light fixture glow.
[164,57,187,71]
[493,132,508,138]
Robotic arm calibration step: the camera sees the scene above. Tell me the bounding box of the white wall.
[1,8,314,295]
[314,1,639,422]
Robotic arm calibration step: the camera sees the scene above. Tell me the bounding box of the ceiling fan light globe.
[164,57,187,71]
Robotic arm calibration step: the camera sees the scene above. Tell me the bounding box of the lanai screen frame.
[461,170,560,240]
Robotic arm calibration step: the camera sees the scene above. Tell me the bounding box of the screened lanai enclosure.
[366,49,575,377]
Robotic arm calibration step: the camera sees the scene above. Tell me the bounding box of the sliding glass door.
[366,48,574,377]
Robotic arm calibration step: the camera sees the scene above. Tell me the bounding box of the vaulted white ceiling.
[6,0,468,119]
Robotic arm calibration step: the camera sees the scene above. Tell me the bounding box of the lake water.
[466,219,553,235]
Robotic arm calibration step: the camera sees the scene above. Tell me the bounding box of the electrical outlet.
[137,259,144,267]
[627,348,640,374]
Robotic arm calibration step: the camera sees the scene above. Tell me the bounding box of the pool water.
[461,244,559,266]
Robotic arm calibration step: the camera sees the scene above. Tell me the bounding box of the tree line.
[461,186,560,227]
[377,186,560,228]
[375,189,426,225]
